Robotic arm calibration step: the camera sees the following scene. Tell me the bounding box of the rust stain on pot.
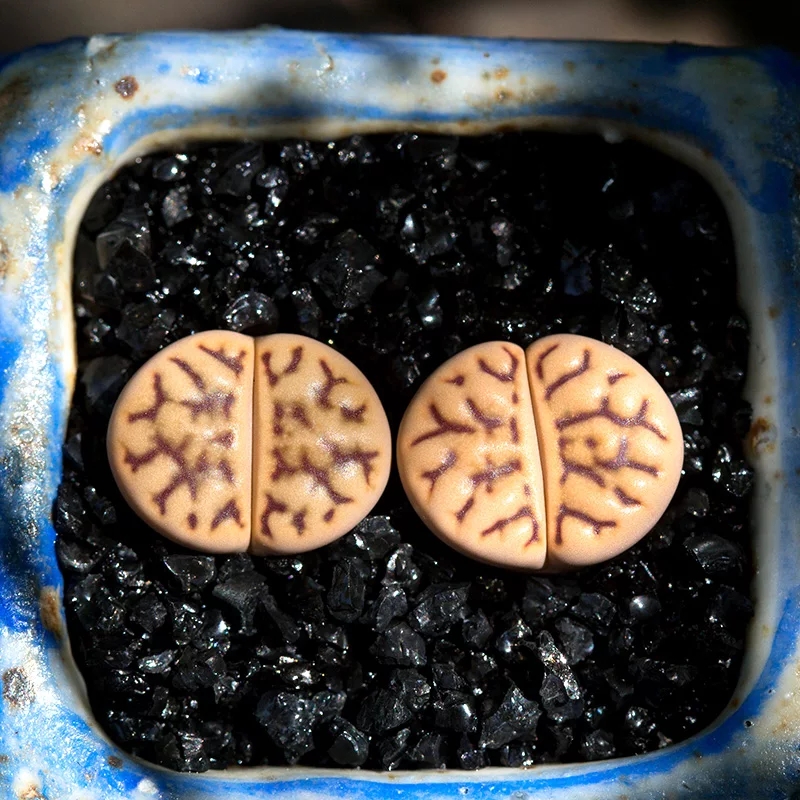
[495,88,513,103]
[0,236,8,280]
[2,667,34,708]
[39,586,62,638]
[73,134,103,157]
[107,755,123,768]
[431,70,447,84]
[494,66,509,80]
[748,416,776,455]
[769,305,780,318]
[114,75,138,99]
[564,60,576,74]
[17,785,44,800]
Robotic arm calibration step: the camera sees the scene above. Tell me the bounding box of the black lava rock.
[479,685,542,749]
[57,132,753,772]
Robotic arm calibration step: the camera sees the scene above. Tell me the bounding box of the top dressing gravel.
[55,132,755,772]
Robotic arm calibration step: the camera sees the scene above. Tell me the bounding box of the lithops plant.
[108,331,391,554]
[398,334,683,570]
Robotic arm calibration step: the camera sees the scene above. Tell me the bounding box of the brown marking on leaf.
[471,457,522,493]
[421,450,457,495]
[291,510,307,535]
[271,448,296,482]
[171,357,205,389]
[535,342,559,379]
[125,435,212,515]
[511,391,519,404]
[509,417,519,443]
[465,398,503,433]
[556,397,666,440]
[270,447,354,505]
[128,373,168,423]
[607,371,629,385]
[301,452,354,505]
[273,401,285,436]
[411,403,476,446]
[217,458,235,484]
[211,429,235,448]
[340,403,367,423]
[317,360,348,408]
[326,441,380,484]
[323,508,335,522]
[545,349,591,400]
[614,486,642,506]
[211,499,243,530]
[478,346,519,383]
[455,496,475,522]
[481,505,539,545]
[555,504,617,545]
[171,356,237,419]
[188,513,198,529]
[260,493,288,538]
[593,437,659,477]
[181,389,235,420]
[291,403,313,429]
[558,435,605,487]
[446,375,465,386]
[262,346,303,386]
[199,344,246,377]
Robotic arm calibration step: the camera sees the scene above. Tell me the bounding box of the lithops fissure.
[398,334,683,570]
[108,332,391,554]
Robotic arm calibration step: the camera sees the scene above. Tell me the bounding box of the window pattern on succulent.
[398,342,546,569]
[251,335,391,556]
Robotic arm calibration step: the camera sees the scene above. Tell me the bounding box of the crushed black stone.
[57,132,755,772]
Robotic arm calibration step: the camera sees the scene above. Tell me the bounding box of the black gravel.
[57,132,754,771]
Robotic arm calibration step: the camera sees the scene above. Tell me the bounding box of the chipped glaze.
[108,330,254,553]
[252,334,391,556]
[398,336,681,571]
[0,28,798,800]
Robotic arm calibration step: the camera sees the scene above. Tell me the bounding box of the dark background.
[0,0,798,54]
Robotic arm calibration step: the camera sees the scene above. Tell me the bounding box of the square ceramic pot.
[0,29,797,799]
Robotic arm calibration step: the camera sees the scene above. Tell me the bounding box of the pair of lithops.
[108,331,682,571]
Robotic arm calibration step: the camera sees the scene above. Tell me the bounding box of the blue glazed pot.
[0,29,798,800]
